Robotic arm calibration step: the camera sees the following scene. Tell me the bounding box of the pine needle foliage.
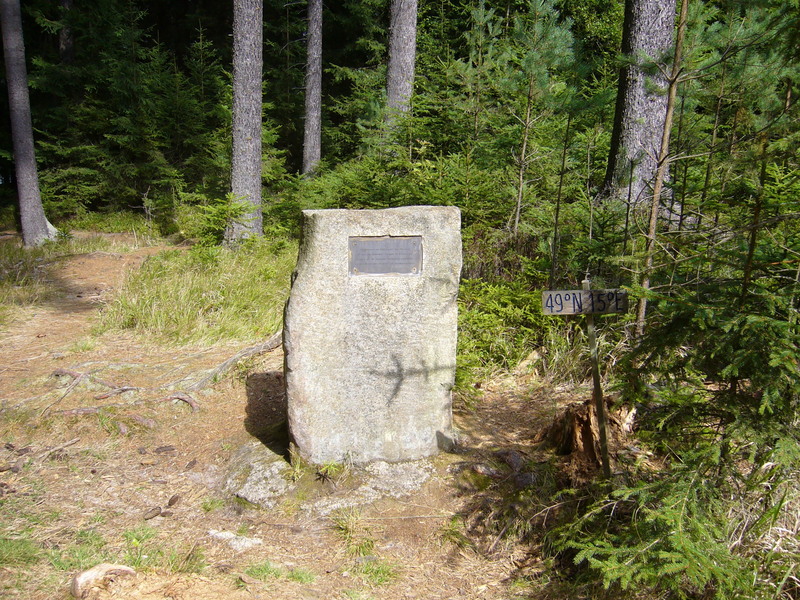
[547,162,800,599]
[550,463,752,597]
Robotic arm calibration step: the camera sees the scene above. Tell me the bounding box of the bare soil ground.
[0,234,590,600]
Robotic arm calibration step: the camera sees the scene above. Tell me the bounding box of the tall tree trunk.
[635,0,686,339]
[226,0,263,243]
[302,0,322,175]
[59,0,74,64]
[385,0,417,127]
[602,0,676,206]
[1,0,57,247]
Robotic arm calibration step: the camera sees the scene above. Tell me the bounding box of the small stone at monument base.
[223,440,293,509]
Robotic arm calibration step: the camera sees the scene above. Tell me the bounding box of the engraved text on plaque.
[349,236,423,275]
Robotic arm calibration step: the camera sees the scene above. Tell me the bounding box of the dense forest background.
[2,0,800,597]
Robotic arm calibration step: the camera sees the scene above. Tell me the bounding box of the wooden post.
[583,279,611,479]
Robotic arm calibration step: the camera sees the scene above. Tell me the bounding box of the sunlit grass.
[99,238,296,345]
[0,536,42,566]
[62,211,157,237]
[244,559,282,581]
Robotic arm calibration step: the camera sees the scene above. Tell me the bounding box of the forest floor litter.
[0,233,620,600]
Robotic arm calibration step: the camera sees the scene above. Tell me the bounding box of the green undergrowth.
[99,237,297,345]
[61,210,158,238]
[457,277,629,389]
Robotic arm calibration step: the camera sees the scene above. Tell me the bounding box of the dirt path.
[0,235,569,600]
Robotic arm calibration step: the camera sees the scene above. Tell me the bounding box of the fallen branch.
[37,437,80,461]
[70,563,136,599]
[40,371,87,416]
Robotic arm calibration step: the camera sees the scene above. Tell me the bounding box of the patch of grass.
[232,355,258,381]
[122,525,158,547]
[244,559,282,581]
[288,444,311,482]
[438,516,473,549]
[69,336,97,353]
[0,407,38,439]
[200,497,225,513]
[79,448,108,461]
[19,508,61,530]
[48,528,110,571]
[287,567,316,583]
[0,486,55,536]
[62,210,156,237]
[164,544,206,574]
[0,234,137,326]
[316,460,351,486]
[120,526,205,573]
[99,237,297,345]
[331,509,376,557]
[342,591,375,600]
[0,536,42,566]
[122,525,161,569]
[355,559,398,586]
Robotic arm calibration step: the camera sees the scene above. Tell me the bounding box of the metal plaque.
[542,289,628,315]
[349,236,423,276]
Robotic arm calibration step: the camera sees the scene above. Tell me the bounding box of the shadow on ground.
[244,370,290,457]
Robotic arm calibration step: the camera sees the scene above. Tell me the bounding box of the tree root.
[156,392,199,412]
[181,329,282,391]
[46,330,282,419]
[54,392,200,417]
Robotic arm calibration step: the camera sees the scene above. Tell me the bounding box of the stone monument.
[283,206,462,465]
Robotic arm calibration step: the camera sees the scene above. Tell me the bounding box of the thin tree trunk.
[1,0,57,247]
[635,0,687,339]
[549,112,572,290]
[698,68,725,232]
[226,0,263,243]
[302,0,322,175]
[385,0,417,128]
[512,74,535,236]
[740,138,768,307]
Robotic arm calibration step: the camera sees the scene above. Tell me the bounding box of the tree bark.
[635,0,686,339]
[602,0,676,207]
[385,0,417,127]
[226,0,263,243]
[1,0,57,247]
[59,0,74,64]
[302,0,322,175]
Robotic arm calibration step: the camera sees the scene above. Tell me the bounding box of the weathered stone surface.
[223,440,292,508]
[305,460,434,516]
[284,206,462,464]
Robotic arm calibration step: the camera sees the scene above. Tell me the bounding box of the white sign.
[542,289,628,315]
